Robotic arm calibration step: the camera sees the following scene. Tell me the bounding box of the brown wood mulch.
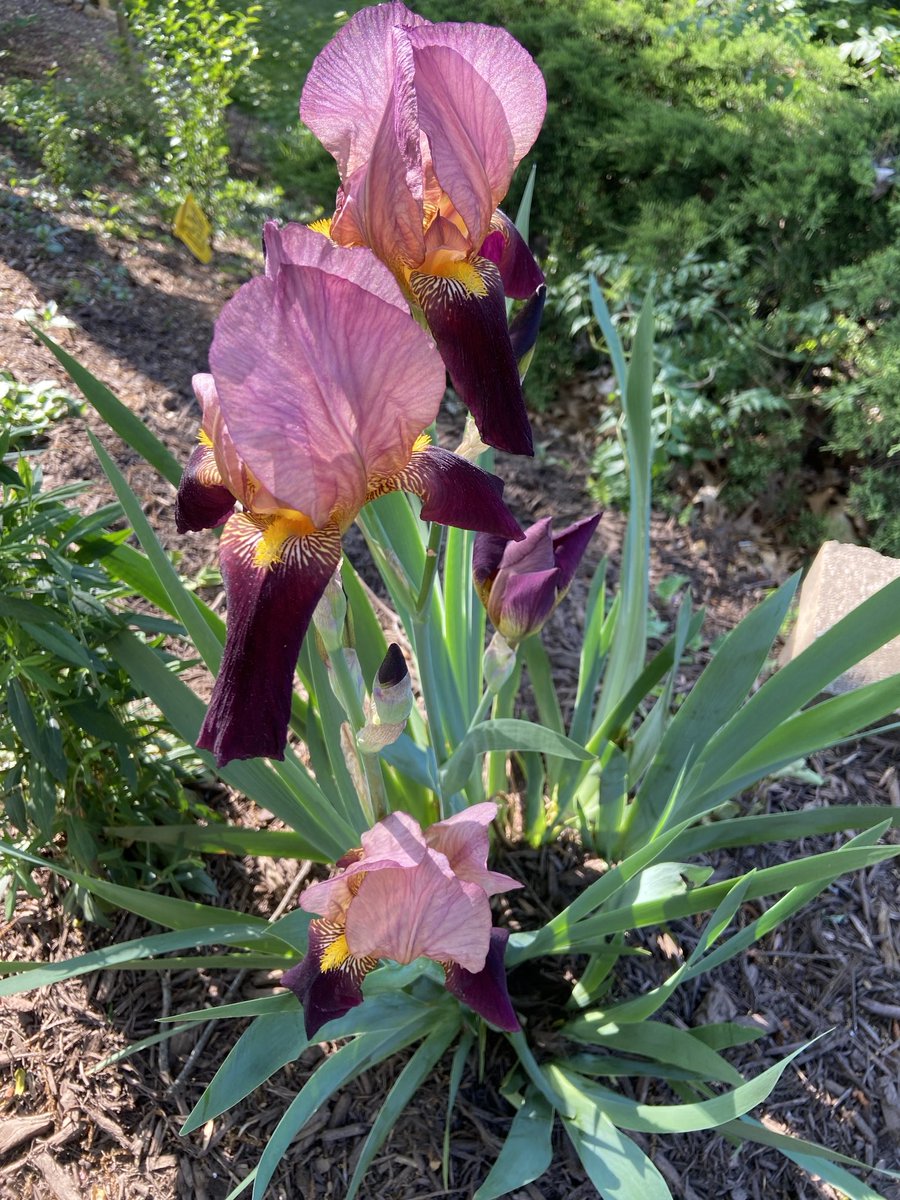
[2,4,900,1196]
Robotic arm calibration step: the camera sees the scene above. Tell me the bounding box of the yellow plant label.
[174,193,213,263]
[13,1067,26,1096]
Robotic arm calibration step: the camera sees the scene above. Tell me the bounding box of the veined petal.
[282,918,377,1040]
[301,810,431,922]
[329,26,426,269]
[262,220,409,311]
[211,261,446,529]
[408,258,533,456]
[479,211,544,300]
[408,23,546,240]
[197,514,342,766]
[347,854,491,973]
[174,443,235,534]
[552,513,602,593]
[443,927,519,1031]
[426,804,521,897]
[395,445,523,541]
[300,2,428,181]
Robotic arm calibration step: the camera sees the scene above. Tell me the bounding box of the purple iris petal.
[552,513,603,593]
[174,444,235,534]
[197,515,341,766]
[399,445,523,541]
[443,927,520,1032]
[489,567,559,643]
[509,285,547,367]
[479,212,544,300]
[408,258,533,456]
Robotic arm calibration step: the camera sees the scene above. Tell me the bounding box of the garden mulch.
[1,3,900,1197]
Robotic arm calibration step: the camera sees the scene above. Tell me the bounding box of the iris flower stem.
[415,521,445,616]
[486,657,522,797]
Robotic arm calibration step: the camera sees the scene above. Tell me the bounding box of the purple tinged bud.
[372,644,413,727]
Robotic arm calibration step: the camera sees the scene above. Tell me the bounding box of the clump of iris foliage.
[3,5,900,1196]
[0,376,218,917]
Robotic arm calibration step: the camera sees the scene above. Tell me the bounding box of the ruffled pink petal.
[262,220,409,311]
[328,27,426,269]
[408,258,533,456]
[210,262,446,529]
[443,927,519,1031]
[397,445,523,541]
[196,515,342,766]
[300,3,428,180]
[346,852,491,973]
[407,22,546,234]
[301,810,431,921]
[426,804,521,897]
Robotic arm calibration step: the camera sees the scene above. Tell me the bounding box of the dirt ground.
[1,3,900,1198]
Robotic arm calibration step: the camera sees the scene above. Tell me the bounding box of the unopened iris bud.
[372,644,412,726]
[483,631,516,694]
[474,513,601,645]
[312,571,347,651]
[358,644,412,754]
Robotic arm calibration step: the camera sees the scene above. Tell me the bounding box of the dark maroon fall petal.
[175,444,235,534]
[443,927,520,1032]
[282,919,375,1040]
[400,446,523,542]
[197,514,341,766]
[408,257,534,457]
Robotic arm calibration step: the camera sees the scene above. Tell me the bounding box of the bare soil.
[1,3,899,1199]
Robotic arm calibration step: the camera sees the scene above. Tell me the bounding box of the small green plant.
[0,446,217,919]
[0,371,78,448]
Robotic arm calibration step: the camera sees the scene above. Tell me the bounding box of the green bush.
[415,0,900,550]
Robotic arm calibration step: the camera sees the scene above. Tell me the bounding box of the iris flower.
[473,514,601,645]
[282,804,521,1037]
[301,1,547,456]
[176,222,522,766]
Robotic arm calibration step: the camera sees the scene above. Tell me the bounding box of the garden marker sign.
[174,192,213,263]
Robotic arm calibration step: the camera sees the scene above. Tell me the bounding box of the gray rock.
[782,540,900,695]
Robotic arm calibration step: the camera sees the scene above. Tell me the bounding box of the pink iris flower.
[176,221,522,766]
[473,514,601,645]
[282,803,521,1037]
[301,2,547,456]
